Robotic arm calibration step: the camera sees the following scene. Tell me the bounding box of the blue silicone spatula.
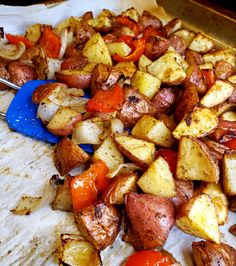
[0,78,93,153]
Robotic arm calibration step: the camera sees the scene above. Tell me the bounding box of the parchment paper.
[0,1,235,265]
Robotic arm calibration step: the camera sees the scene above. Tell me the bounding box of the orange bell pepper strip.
[39,27,61,59]
[124,250,173,266]
[86,84,125,113]
[116,15,141,37]
[70,160,109,212]
[6,33,34,48]
[112,37,146,62]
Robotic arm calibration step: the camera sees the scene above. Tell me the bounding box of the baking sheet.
[0,1,235,265]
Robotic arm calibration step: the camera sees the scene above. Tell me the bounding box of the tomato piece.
[155,149,177,175]
[116,15,141,37]
[86,84,125,113]
[202,69,215,89]
[113,37,146,62]
[124,250,173,266]
[224,138,236,150]
[70,160,109,212]
[6,33,34,48]
[39,27,61,58]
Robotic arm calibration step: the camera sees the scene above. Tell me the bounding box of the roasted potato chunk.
[176,194,220,244]
[52,175,72,212]
[124,193,175,250]
[92,136,124,173]
[103,173,138,204]
[215,60,235,80]
[188,32,214,53]
[148,51,187,85]
[223,151,236,196]
[54,137,90,176]
[192,241,236,266]
[138,54,152,72]
[59,234,101,266]
[195,183,228,225]
[115,61,137,78]
[164,18,182,37]
[82,33,112,65]
[174,29,195,47]
[173,106,219,139]
[144,36,170,61]
[131,115,174,148]
[138,156,176,198]
[176,137,220,182]
[74,202,120,250]
[114,133,155,169]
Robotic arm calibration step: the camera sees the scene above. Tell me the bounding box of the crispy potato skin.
[61,54,88,70]
[0,64,10,90]
[169,35,186,55]
[117,89,157,127]
[185,50,204,65]
[144,36,170,61]
[74,202,120,250]
[124,192,175,250]
[141,10,163,30]
[172,179,194,211]
[8,61,37,87]
[192,241,236,266]
[201,139,229,162]
[32,82,66,104]
[151,87,176,114]
[54,137,90,176]
[164,18,181,37]
[174,84,199,122]
[90,63,121,96]
[215,60,235,80]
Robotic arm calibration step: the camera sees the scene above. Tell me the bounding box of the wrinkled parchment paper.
[0,1,235,265]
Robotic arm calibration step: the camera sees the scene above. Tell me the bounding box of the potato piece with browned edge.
[200,80,234,108]
[54,137,90,176]
[74,202,120,250]
[82,33,112,65]
[132,115,174,148]
[195,183,228,225]
[103,173,138,204]
[114,133,155,169]
[172,179,194,211]
[192,241,236,266]
[47,107,82,136]
[138,156,176,198]
[107,42,131,57]
[52,175,72,212]
[138,54,152,72]
[229,197,236,212]
[148,51,187,85]
[188,32,214,53]
[173,106,219,139]
[131,70,161,99]
[176,137,220,182]
[92,136,124,173]
[125,192,175,250]
[164,18,182,37]
[223,151,236,196]
[174,29,195,46]
[115,61,137,78]
[58,234,101,266]
[176,193,220,244]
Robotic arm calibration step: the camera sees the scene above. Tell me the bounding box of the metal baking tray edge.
[156,0,236,50]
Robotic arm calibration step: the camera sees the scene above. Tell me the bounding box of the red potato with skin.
[215,60,235,80]
[8,61,37,86]
[56,69,92,89]
[144,36,170,61]
[60,55,88,70]
[169,34,186,55]
[211,120,236,143]
[185,50,204,65]
[152,87,176,114]
[124,192,175,250]
[141,10,163,30]
[76,21,96,45]
[0,64,10,90]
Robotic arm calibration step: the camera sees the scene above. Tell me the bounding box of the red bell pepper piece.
[70,160,109,212]
[113,37,146,62]
[86,84,125,113]
[39,27,61,59]
[6,33,34,48]
[116,15,141,37]
[224,138,236,150]
[117,35,134,45]
[155,149,177,175]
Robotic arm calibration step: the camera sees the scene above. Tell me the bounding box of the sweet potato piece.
[74,202,120,250]
[172,179,194,211]
[174,84,199,122]
[125,192,175,250]
[54,137,90,176]
[184,64,207,94]
[192,241,236,266]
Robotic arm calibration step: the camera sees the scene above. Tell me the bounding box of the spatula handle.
[0,78,20,90]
